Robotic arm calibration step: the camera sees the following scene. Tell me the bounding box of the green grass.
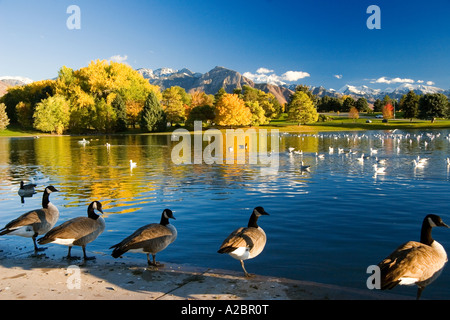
[0,124,44,137]
[2,115,450,137]
[264,115,450,133]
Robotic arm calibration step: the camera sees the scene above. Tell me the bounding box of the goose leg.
[82,246,95,261]
[240,260,253,277]
[66,246,80,260]
[146,254,164,267]
[32,233,46,253]
[153,254,164,267]
[416,286,425,300]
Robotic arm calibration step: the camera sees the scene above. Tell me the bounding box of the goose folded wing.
[3,209,44,230]
[218,227,259,253]
[40,217,99,242]
[379,241,446,288]
[114,224,174,249]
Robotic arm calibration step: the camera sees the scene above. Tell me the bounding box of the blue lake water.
[1,128,450,299]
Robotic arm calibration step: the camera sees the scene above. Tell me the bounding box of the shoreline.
[2,117,450,139]
[0,242,409,300]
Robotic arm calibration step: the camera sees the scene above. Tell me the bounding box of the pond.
[1,128,450,299]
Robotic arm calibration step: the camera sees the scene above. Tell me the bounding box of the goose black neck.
[88,207,100,220]
[248,213,259,228]
[420,221,433,246]
[160,215,170,226]
[42,191,50,209]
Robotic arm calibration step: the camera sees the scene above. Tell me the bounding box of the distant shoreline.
[2,116,450,138]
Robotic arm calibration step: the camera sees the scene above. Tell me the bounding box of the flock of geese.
[2,130,450,299]
[1,183,449,299]
[2,184,271,283]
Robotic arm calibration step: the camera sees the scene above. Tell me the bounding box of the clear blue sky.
[1,0,449,90]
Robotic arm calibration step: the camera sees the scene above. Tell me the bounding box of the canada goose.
[377,214,449,299]
[110,209,177,267]
[300,161,311,172]
[18,181,37,204]
[0,186,59,253]
[218,206,269,277]
[38,201,105,261]
[18,181,37,196]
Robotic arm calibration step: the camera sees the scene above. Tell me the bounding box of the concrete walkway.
[0,242,408,300]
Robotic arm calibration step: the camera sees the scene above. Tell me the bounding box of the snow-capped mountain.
[338,85,382,96]
[336,83,448,101]
[390,83,445,96]
[137,68,202,80]
[0,76,33,85]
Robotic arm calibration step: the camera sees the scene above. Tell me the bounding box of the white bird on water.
[413,159,425,168]
[130,160,137,169]
[373,164,386,175]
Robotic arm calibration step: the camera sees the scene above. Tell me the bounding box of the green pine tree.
[112,94,128,132]
[140,92,166,132]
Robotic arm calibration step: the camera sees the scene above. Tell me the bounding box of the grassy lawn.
[0,125,44,137]
[264,114,450,133]
[2,114,450,137]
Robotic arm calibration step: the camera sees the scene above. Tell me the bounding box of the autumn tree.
[287,91,318,125]
[348,107,359,122]
[16,101,34,129]
[382,103,394,119]
[141,91,166,132]
[33,95,70,134]
[55,60,160,132]
[214,93,252,127]
[245,101,267,126]
[162,86,190,125]
[1,80,54,125]
[241,85,281,120]
[0,103,9,130]
[294,85,319,107]
[190,90,214,109]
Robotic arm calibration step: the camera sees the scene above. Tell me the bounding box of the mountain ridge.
[138,66,450,105]
[1,67,449,105]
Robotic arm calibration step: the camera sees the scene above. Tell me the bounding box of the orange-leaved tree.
[382,103,394,119]
[214,93,252,127]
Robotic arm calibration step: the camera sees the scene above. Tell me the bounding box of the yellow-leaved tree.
[214,93,252,127]
[287,91,318,125]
